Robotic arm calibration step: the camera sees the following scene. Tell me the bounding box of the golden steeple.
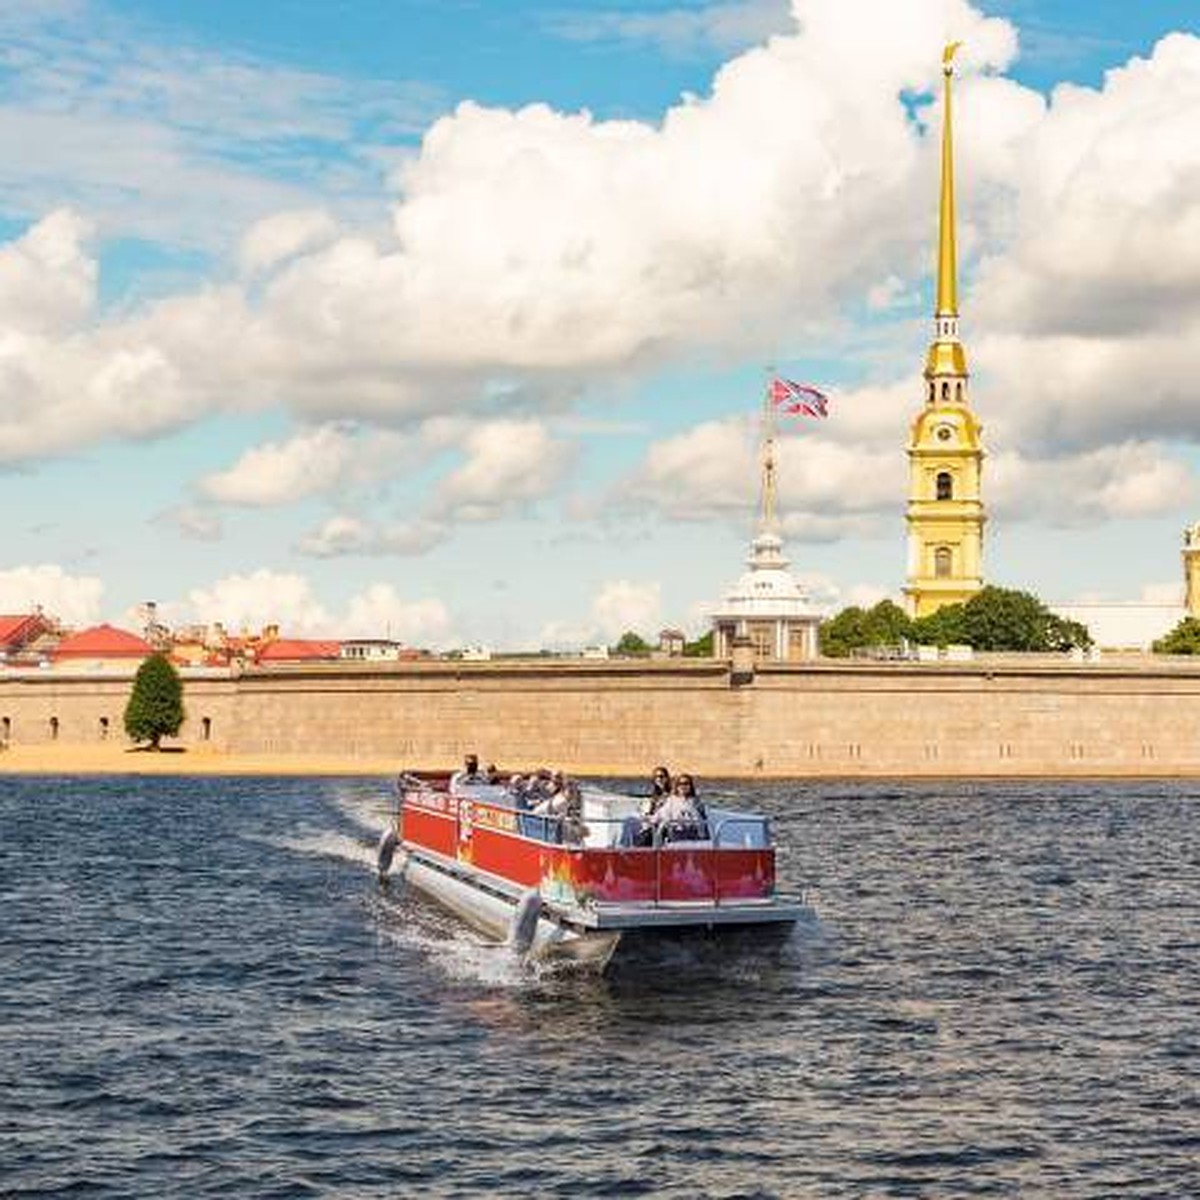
[925,41,968,382]
[904,42,986,620]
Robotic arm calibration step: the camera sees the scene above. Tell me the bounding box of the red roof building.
[0,613,51,657]
[53,624,154,668]
[256,638,341,664]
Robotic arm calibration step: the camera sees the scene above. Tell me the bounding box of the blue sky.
[1,0,1199,646]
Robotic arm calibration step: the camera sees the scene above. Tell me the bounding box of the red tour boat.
[378,771,808,970]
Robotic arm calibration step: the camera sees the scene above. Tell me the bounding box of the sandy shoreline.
[0,745,642,778]
[2,743,1195,781]
[0,745,404,777]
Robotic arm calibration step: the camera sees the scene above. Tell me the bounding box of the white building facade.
[711,529,822,660]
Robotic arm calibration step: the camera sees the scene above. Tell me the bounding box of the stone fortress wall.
[3,657,1200,777]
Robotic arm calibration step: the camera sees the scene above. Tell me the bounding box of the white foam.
[274,826,379,872]
[329,785,395,836]
[371,892,527,988]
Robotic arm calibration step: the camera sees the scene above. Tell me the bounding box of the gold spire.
[925,41,968,381]
[937,42,960,317]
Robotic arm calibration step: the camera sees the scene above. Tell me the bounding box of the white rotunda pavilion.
[710,394,823,661]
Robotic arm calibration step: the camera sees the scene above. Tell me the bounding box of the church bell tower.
[903,43,986,619]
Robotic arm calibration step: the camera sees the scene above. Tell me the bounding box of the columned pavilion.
[710,392,822,661]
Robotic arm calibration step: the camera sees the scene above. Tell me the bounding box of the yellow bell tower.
[904,43,986,619]
[1183,524,1200,617]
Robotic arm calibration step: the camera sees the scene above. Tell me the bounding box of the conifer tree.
[124,653,185,749]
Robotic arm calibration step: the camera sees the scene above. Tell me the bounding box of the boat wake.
[254,785,393,873]
[369,888,530,989]
[271,783,825,992]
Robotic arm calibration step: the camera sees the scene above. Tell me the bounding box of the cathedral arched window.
[936,471,953,501]
[941,382,950,401]
[934,547,952,578]
[955,382,963,402]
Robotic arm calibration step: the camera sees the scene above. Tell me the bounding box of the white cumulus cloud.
[0,208,96,335]
[0,564,104,627]
[175,569,455,645]
[0,0,1020,462]
[185,569,333,634]
[343,583,453,645]
[540,578,664,649]
[295,515,447,558]
[200,425,357,506]
[239,208,339,278]
[435,419,571,520]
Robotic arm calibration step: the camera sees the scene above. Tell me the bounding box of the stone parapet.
[4,657,1200,777]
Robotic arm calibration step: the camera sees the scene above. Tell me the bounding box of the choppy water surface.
[2,776,1198,1197]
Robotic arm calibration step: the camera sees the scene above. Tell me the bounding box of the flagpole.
[761,366,777,535]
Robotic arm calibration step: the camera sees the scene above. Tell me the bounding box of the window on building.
[201,717,212,742]
[936,471,953,501]
[49,716,59,741]
[1,716,10,743]
[934,547,953,578]
[99,716,109,740]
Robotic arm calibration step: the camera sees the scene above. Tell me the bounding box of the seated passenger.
[450,753,483,790]
[642,766,672,818]
[653,774,708,843]
[528,772,572,844]
[531,770,566,816]
[560,780,589,845]
[485,762,502,785]
[525,767,553,802]
[620,766,673,846]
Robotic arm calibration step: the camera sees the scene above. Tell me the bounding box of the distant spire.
[937,42,961,318]
[925,42,968,382]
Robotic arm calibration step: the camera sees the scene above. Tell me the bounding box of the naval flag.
[769,377,829,418]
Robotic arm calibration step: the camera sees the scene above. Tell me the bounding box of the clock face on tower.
[935,424,955,443]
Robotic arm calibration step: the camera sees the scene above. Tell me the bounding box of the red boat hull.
[398,779,778,912]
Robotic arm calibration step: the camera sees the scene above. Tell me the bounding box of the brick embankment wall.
[2,657,1200,777]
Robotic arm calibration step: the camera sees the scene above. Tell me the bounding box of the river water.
[2,775,1198,1197]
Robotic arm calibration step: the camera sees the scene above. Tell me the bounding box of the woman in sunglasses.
[652,773,708,843]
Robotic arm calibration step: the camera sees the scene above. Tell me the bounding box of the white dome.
[712,529,822,621]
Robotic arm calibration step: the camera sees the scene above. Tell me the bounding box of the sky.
[1,0,1199,648]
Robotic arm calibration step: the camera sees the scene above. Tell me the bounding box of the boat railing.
[396,778,776,908]
[483,809,772,908]
[399,777,772,846]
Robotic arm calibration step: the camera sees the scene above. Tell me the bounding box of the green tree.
[819,605,867,657]
[611,630,650,656]
[1154,617,1200,654]
[124,653,185,749]
[911,587,1091,652]
[820,600,913,657]
[683,630,714,657]
[910,602,967,648]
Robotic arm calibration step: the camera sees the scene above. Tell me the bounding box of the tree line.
[819,587,1092,657]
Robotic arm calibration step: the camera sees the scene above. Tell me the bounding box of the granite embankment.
[3,655,1200,777]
